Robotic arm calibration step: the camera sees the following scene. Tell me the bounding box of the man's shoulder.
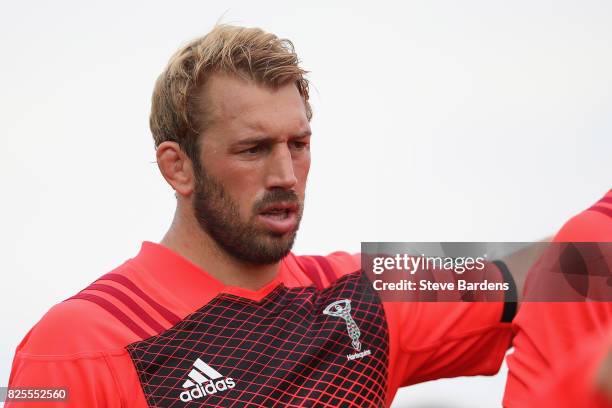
[16,262,145,358]
[283,251,362,289]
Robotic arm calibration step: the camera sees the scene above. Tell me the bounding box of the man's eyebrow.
[232,130,312,146]
[293,129,312,138]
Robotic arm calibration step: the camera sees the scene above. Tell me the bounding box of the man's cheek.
[246,197,261,218]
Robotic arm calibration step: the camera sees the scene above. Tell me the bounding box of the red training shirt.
[8,243,515,407]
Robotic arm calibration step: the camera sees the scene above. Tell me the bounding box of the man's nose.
[265,145,298,190]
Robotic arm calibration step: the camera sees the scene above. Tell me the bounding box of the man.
[504,190,612,407]
[7,25,517,407]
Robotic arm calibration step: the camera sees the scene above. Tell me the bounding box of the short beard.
[192,165,303,265]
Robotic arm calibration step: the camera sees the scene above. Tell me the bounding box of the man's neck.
[160,210,280,291]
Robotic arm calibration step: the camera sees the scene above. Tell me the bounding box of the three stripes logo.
[179,358,236,402]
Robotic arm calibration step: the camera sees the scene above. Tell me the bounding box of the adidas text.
[179,378,236,402]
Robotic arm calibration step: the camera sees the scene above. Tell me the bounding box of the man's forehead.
[202,74,310,137]
[241,120,311,138]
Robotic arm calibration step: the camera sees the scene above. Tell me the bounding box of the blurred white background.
[1,1,611,406]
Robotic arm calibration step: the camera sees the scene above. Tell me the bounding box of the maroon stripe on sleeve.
[69,293,151,339]
[589,205,612,219]
[598,197,612,205]
[100,273,181,325]
[311,256,338,286]
[295,256,324,290]
[87,283,166,333]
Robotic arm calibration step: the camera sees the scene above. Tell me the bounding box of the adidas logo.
[179,358,236,402]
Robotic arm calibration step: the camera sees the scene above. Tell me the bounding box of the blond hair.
[149,25,311,162]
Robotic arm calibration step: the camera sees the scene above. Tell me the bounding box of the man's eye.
[242,145,263,155]
[291,141,308,150]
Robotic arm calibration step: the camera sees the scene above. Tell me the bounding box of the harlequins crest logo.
[323,299,371,360]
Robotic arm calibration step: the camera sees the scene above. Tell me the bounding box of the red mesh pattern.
[127,272,389,407]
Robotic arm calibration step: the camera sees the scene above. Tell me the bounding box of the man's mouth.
[259,202,298,215]
[261,208,291,219]
[257,202,299,234]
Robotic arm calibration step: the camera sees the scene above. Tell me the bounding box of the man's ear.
[156,141,196,196]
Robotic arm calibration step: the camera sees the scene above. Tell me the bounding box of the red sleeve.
[505,302,612,407]
[6,351,122,407]
[385,300,513,393]
[529,329,612,408]
[384,261,515,405]
[5,300,147,407]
